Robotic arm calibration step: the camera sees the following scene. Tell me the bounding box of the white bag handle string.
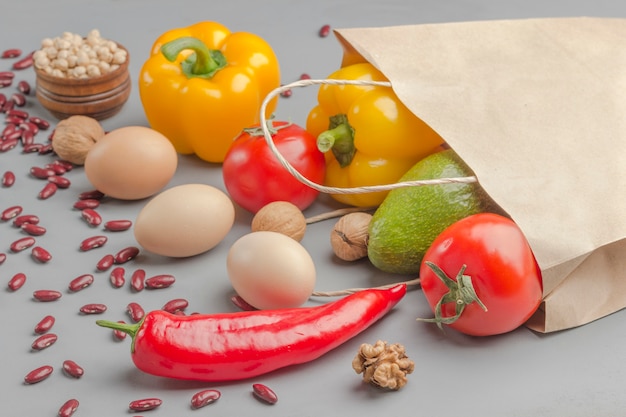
[258,78,478,195]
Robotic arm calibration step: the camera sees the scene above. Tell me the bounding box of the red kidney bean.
[10,236,35,252]
[68,274,94,292]
[33,289,62,302]
[24,365,53,384]
[231,295,258,311]
[58,399,79,417]
[5,115,24,125]
[31,246,52,263]
[29,116,50,130]
[0,253,6,266]
[126,302,145,323]
[73,198,100,209]
[7,108,28,119]
[53,159,73,171]
[0,78,11,87]
[114,246,140,264]
[112,320,127,341]
[280,86,292,98]
[96,254,114,272]
[22,144,43,154]
[20,121,39,135]
[31,333,58,351]
[79,303,107,314]
[8,272,26,291]
[79,235,107,251]
[1,48,21,59]
[17,80,31,94]
[3,127,22,141]
[2,170,15,187]
[319,24,331,37]
[38,182,58,199]
[130,269,145,292]
[12,52,34,70]
[129,398,162,412]
[30,166,56,179]
[2,98,14,112]
[20,130,34,147]
[300,73,311,80]
[252,383,278,404]
[11,93,26,106]
[38,143,53,154]
[162,298,189,314]
[62,360,84,378]
[191,389,221,409]
[81,208,102,227]
[13,214,39,226]
[0,70,15,78]
[109,266,125,288]
[78,189,105,200]
[0,137,18,152]
[0,92,6,106]
[46,162,66,175]
[22,223,46,236]
[145,274,176,289]
[34,315,55,334]
[1,204,22,221]
[104,219,132,232]
[48,175,71,188]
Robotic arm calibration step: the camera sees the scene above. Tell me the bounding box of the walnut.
[251,201,307,241]
[352,340,415,390]
[330,212,372,261]
[51,115,105,165]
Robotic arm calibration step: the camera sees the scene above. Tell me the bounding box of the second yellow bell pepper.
[139,21,280,163]
[306,63,445,207]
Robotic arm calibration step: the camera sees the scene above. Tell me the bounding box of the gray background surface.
[2,1,626,416]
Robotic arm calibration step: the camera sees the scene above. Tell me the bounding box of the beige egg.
[227,231,316,310]
[134,184,235,257]
[84,126,178,200]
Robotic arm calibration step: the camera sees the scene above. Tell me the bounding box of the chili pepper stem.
[160,36,226,79]
[317,114,356,168]
[96,319,140,337]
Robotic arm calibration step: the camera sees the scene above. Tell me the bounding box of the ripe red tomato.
[222,121,326,213]
[419,213,543,336]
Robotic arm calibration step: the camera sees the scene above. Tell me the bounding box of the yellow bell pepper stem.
[317,114,355,168]
[160,36,225,79]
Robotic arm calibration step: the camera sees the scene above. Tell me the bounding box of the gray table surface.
[2,1,626,416]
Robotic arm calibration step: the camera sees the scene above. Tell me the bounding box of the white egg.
[134,184,235,257]
[227,231,316,310]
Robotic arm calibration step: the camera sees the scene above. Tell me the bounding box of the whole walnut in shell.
[51,115,105,165]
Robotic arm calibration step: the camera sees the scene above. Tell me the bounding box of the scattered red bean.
[0,70,15,78]
[68,274,94,292]
[34,315,55,334]
[252,383,278,404]
[79,303,107,314]
[62,360,84,378]
[13,214,39,227]
[78,189,104,200]
[104,219,132,232]
[29,116,50,130]
[191,389,221,409]
[33,289,62,302]
[20,130,34,146]
[0,137,19,152]
[7,108,28,119]
[112,321,127,341]
[17,80,31,94]
[0,253,6,265]
[231,295,258,311]
[79,235,108,251]
[22,223,46,236]
[38,182,58,199]
[318,24,331,37]
[96,254,115,272]
[38,143,53,154]
[145,274,176,289]
[53,159,73,171]
[10,236,36,252]
[0,78,11,87]
[23,144,44,155]
[31,333,57,351]
[114,246,140,264]
[31,246,52,263]
[280,86,292,98]
[1,205,22,221]
[109,266,125,288]
[1,48,21,59]
[30,166,55,179]
[11,92,26,106]
[126,302,145,323]
[24,365,53,384]
[130,269,146,292]
[46,162,66,175]
[57,399,79,417]
[73,198,100,209]
[129,398,162,412]
[12,52,34,70]
[300,73,311,80]
[162,298,189,314]
[3,126,21,142]
[2,170,15,187]
[5,115,24,125]
[8,272,26,291]
[47,175,71,188]
[81,208,102,227]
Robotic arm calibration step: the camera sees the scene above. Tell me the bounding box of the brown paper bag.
[333,17,626,333]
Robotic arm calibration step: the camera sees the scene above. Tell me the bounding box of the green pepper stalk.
[160,36,226,79]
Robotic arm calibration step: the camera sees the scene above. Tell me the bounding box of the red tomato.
[419,213,543,336]
[222,121,326,213]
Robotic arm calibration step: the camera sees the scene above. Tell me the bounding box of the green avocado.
[367,149,505,274]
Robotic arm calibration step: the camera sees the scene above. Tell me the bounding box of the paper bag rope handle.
[259,78,478,194]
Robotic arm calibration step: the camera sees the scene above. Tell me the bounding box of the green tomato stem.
[160,36,226,79]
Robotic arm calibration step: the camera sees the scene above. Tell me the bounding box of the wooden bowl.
[35,46,131,121]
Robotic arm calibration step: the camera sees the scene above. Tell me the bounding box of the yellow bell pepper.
[139,21,280,163]
[306,63,444,207]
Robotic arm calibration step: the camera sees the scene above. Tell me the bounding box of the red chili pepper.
[96,284,406,381]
